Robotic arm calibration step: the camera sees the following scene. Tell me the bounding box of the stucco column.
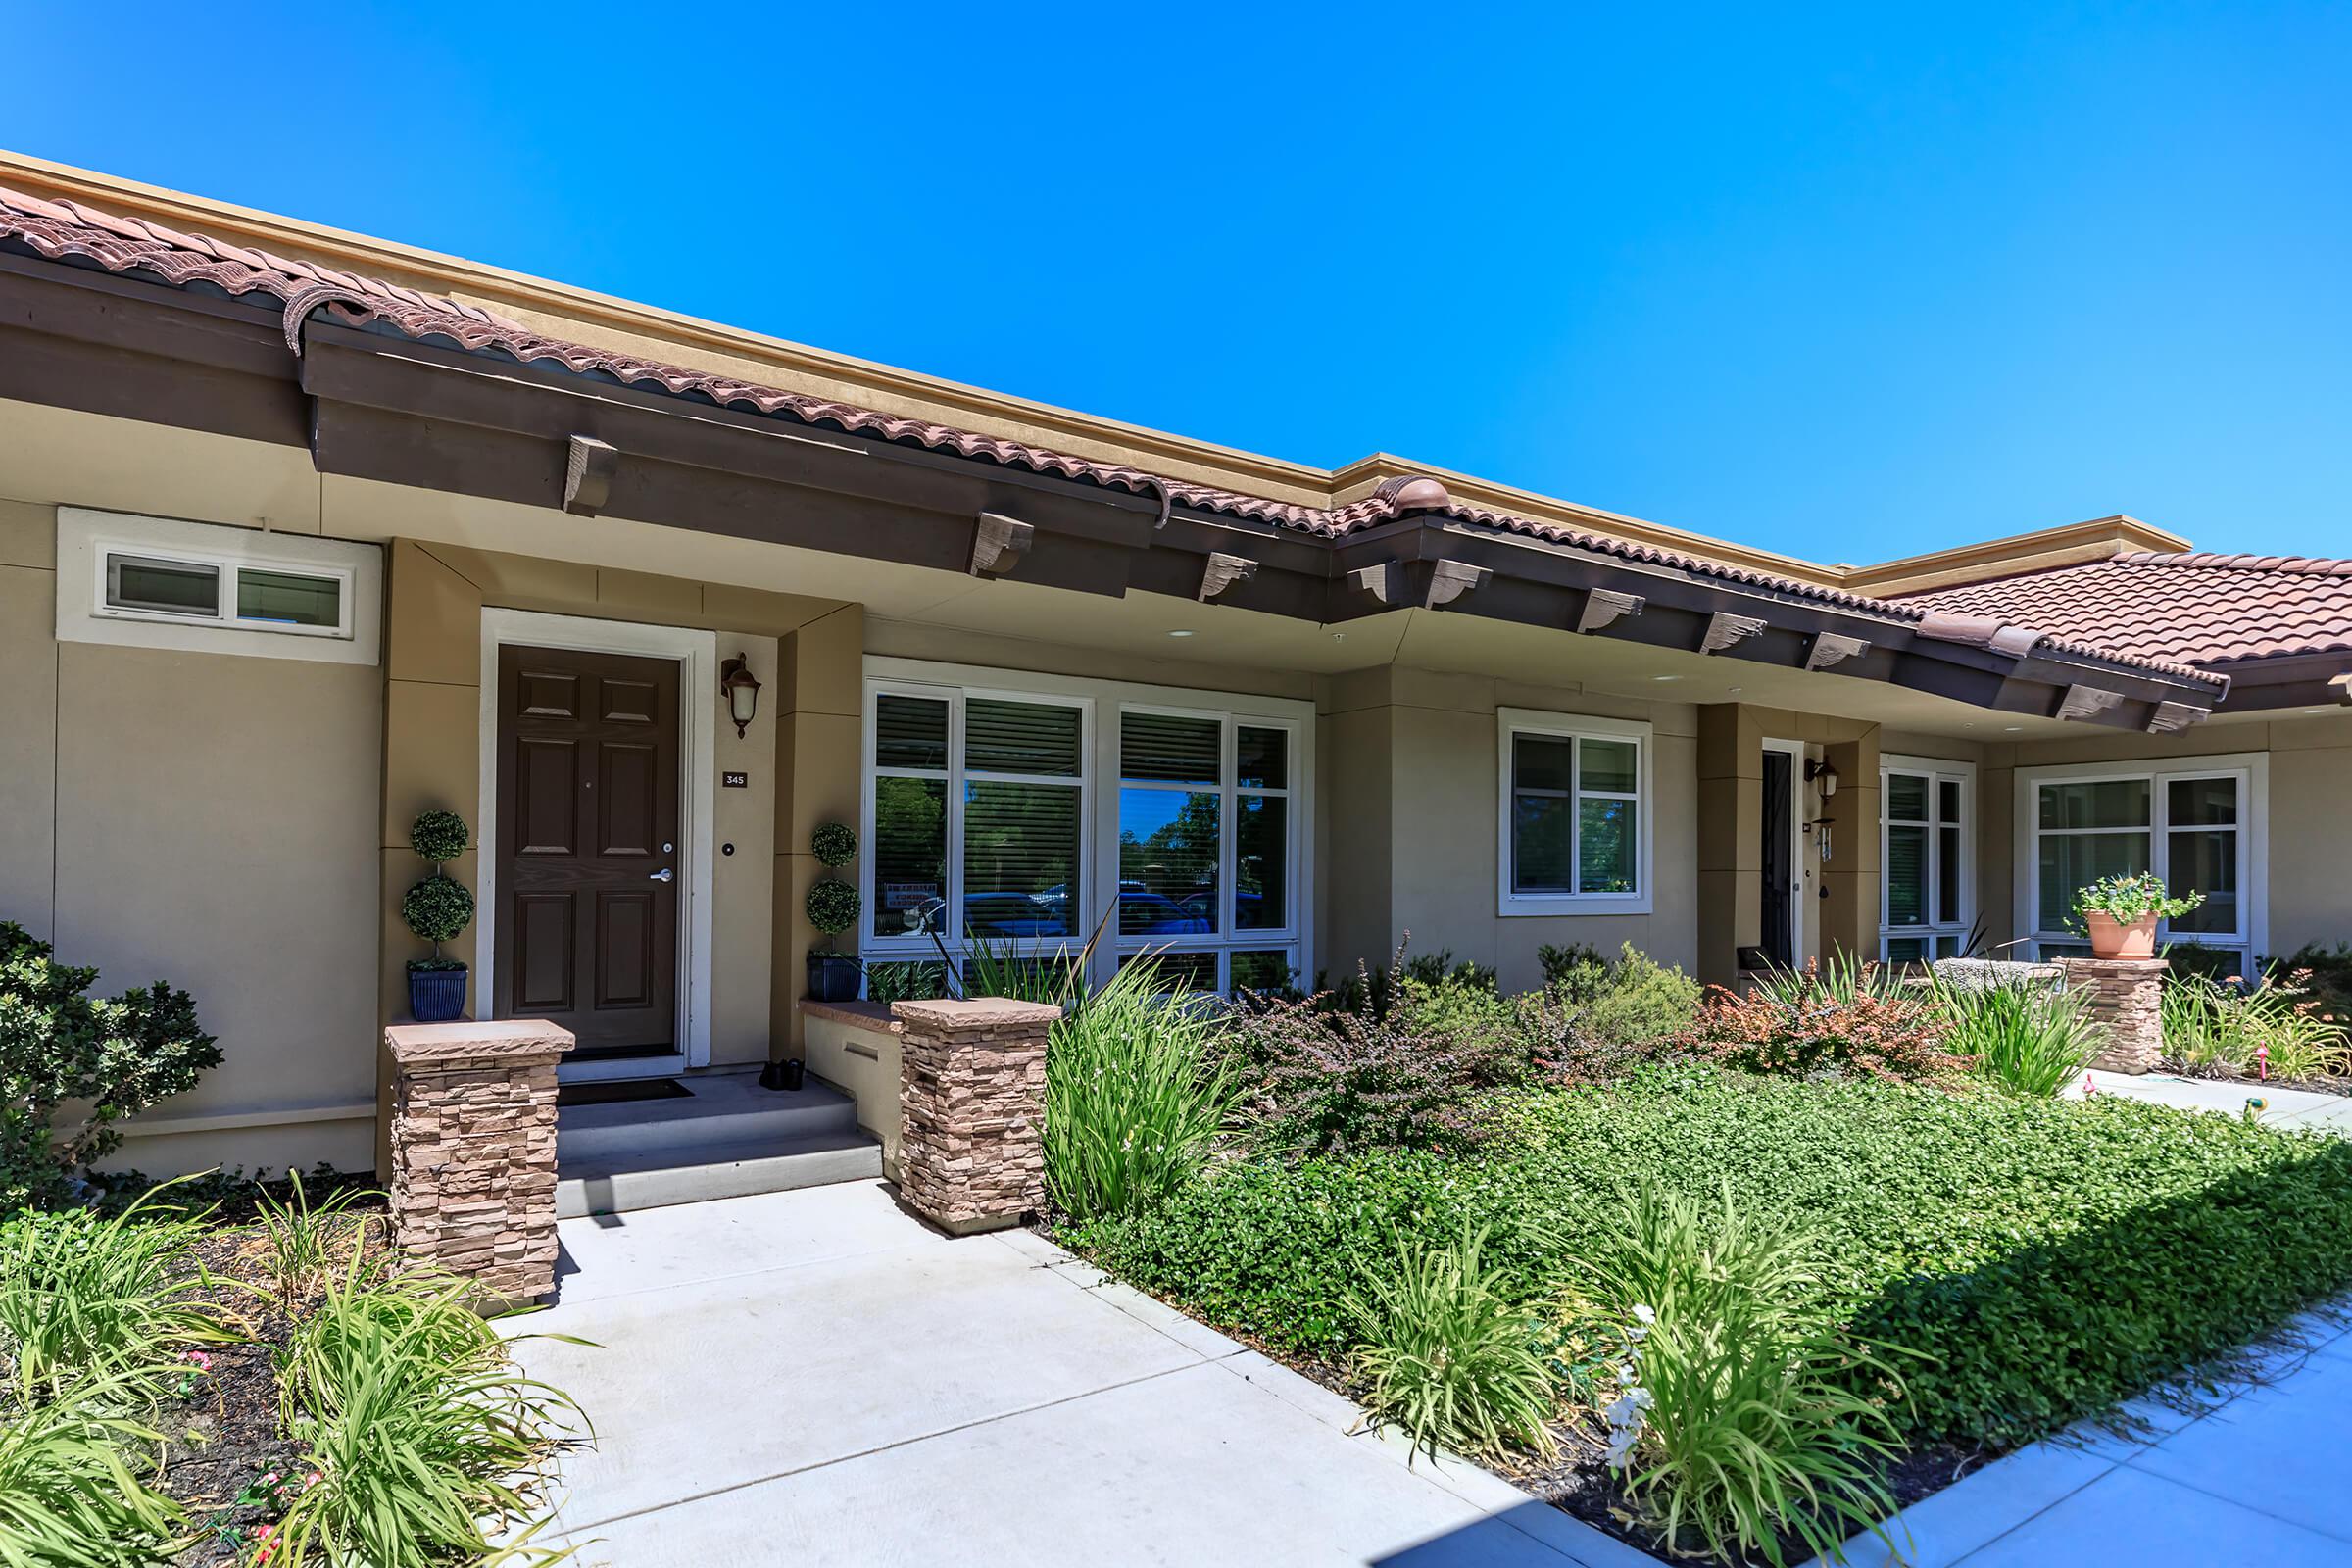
[1816,731,1881,966]
[1694,705,1762,990]
[2059,957,2167,1075]
[384,1019,573,1304]
[891,998,1055,1235]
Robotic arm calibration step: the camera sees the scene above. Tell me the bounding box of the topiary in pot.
[404,809,475,1022]
[805,822,862,1004]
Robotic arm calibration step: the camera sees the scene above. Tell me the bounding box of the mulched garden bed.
[139,1179,391,1567]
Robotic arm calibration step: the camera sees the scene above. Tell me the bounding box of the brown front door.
[495,645,681,1056]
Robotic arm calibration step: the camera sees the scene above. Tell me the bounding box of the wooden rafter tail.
[969,512,1035,578]
[1198,552,1258,603]
[564,434,618,516]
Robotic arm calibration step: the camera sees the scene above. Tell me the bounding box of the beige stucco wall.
[803,1009,903,1180]
[1988,715,2352,958]
[0,496,384,1177]
[1319,667,1700,993]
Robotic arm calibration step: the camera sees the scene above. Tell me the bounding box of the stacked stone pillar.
[2058,957,2167,1075]
[383,1020,573,1303]
[891,999,1056,1235]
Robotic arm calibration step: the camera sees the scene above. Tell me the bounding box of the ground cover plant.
[0,1173,585,1567]
[1067,1060,2352,1559]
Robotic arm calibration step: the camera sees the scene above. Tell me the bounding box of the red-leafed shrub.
[1673,960,1965,1082]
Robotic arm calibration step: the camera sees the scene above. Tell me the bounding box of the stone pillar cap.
[890,998,1063,1029]
[384,1018,575,1067]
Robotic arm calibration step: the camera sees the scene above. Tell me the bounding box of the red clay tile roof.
[1900,552,2352,667]
[0,183,2227,688]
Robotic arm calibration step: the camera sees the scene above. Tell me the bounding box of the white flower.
[1632,1304,1656,1325]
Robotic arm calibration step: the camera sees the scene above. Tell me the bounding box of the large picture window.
[1496,710,1651,915]
[2017,756,2265,966]
[861,665,1310,995]
[1880,756,1974,961]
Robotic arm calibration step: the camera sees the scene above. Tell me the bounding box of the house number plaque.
[722,771,749,789]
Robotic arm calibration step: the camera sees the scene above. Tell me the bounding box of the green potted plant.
[2072,871,2203,960]
[403,809,475,1021]
[806,821,862,1003]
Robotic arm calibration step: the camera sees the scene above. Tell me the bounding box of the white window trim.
[475,610,718,1080]
[860,657,1315,994]
[2013,752,2269,961]
[56,508,381,665]
[1880,754,1977,960]
[1496,708,1655,917]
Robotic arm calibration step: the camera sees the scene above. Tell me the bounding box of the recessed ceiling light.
[1165,629,1196,639]
[1652,674,1682,683]
[2004,725,2024,731]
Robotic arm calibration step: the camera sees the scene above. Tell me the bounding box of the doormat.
[558,1078,693,1108]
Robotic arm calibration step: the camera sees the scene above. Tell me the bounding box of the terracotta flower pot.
[2084,910,2159,960]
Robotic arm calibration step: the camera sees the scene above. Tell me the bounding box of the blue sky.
[6,2,2347,564]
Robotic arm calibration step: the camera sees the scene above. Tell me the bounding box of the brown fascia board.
[2194,651,2352,712]
[0,259,2212,729]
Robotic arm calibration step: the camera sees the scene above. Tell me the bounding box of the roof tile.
[0,182,2230,688]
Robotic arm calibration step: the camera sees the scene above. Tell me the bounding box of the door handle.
[649,867,674,883]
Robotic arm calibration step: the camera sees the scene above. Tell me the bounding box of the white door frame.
[1760,738,1807,966]
[476,609,717,1081]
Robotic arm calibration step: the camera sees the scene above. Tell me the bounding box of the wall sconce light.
[719,654,762,738]
[1804,759,1840,798]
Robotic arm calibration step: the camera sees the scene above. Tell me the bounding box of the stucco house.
[3,151,2346,1196]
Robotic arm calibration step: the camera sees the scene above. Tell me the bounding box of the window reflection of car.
[962,892,1069,938]
[1122,891,1209,934]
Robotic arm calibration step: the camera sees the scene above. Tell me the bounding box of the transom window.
[1496,710,1652,914]
[1880,757,1975,962]
[2018,757,2264,966]
[98,547,350,637]
[861,667,1309,995]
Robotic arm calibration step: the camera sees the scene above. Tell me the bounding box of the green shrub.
[0,1190,233,1405]
[1223,963,1527,1157]
[1937,979,2096,1096]
[1537,942,1607,995]
[270,1265,583,1568]
[1590,1186,1901,1567]
[1075,1070,2352,1448]
[1345,1224,1557,1463]
[1044,959,1237,1224]
[1572,944,1702,1047]
[0,925,220,1211]
[0,1373,184,1567]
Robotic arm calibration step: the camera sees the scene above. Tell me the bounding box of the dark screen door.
[495,646,681,1055]
[1760,749,1794,970]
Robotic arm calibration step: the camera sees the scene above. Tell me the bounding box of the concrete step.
[556,1072,858,1167]
[556,1129,884,1219]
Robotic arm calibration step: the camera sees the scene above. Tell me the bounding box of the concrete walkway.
[504,1181,1657,1567]
[2068,1069,2352,1135]
[1821,1306,2352,1566]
